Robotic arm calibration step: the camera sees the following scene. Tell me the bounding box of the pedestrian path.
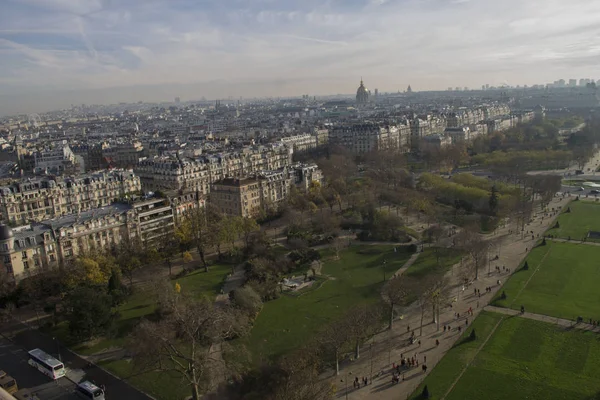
[484,306,600,333]
[392,252,420,278]
[334,194,572,400]
[547,237,600,247]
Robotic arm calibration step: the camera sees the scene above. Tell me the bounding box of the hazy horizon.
[2,0,600,116]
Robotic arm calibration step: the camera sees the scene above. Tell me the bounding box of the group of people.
[353,376,369,389]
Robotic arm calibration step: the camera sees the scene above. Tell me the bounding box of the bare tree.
[381,277,411,330]
[428,274,451,331]
[317,317,352,376]
[128,281,249,399]
[455,227,490,281]
[332,237,345,260]
[344,304,382,359]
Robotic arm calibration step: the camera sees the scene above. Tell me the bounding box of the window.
[21,251,27,259]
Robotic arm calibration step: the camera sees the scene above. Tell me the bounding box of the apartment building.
[210,178,262,218]
[329,123,409,154]
[0,204,132,282]
[34,143,80,175]
[131,198,175,243]
[279,134,318,153]
[0,170,141,225]
[135,144,293,194]
[209,163,322,217]
[0,195,179,282]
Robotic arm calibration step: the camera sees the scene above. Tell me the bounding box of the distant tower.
[356,78,370,106]
[407,85,413,94]
[175,97,181,104]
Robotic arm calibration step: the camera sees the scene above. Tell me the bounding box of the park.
[412,312,600,400]
[408,198,600,400]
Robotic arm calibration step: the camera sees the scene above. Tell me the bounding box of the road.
[0,336,78,400]
[0,318,152,400]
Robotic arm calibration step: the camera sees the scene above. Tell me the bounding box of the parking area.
[0,337,78,400]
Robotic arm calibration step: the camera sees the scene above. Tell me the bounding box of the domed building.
[356,78,370,106]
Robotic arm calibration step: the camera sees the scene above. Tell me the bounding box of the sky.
[1,0,600,115]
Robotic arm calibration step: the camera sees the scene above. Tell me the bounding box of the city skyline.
[2,0,600,115]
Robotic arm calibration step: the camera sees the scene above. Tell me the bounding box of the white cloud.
[1,0,600,114]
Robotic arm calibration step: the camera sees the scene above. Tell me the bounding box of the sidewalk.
[333,194,571,400]
[484,306,600,333]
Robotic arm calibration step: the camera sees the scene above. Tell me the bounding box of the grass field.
[412,313,600,400]
[545,200,600,241]
[492,241,600,320]
[241,245,414,362]
[404,248,464,278]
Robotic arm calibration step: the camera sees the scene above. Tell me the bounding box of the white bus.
[27,349,65,380]
[0,386,17,400]
[75,381,105,400]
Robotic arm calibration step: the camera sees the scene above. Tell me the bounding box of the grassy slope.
[493,241,600,320]
[545,200,600,240]
[412,314,600,400]
[242,245,413,362]
[447,317,600,400]
[409,311,504,399]
[404,248,464,278]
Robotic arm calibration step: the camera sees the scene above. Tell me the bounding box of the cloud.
[1,0,600,114]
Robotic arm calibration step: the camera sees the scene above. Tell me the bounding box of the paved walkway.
[548,237,600,247]
[393,252,420,278]
[484,306,600,333]
[333,194,572,400]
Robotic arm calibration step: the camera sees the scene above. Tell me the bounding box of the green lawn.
[412,313,600,400]
[545,200,600,241]
[241,245,414,362]
[492,241,600,320]
[49,264,231,355]
[404,248,464,278]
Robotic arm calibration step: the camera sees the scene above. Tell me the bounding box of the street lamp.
[383,259,387,281]
[344,371,353,400]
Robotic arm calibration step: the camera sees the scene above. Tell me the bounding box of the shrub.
[231,286,263,317]
[541,237,547,246]
[422,385,431,399]
[407,244,418,254]
[554,221,560,229]
[469,329,477,341]
[500,291,507,300]
[523,261,529,270]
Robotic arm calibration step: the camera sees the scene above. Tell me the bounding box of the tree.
[128,282,249,399]
[332,237,345,260]
[344,304,382,359]
[239,217,260,250]
[66,287,116,341]
[159,234,179,277]
[230,286,263,317]
[181,207,218,272]
[0,267,14,299]
[381,277,411,329]
[208,347,333,400]
[219,215,242,257]
[317,317,351,376]
[489,185,499,215]
[68,256,113,287]
[428,274,450,331]
[107,268,126,306]
[455,228,490,280]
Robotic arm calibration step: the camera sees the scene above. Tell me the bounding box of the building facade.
[0,170,141,226]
